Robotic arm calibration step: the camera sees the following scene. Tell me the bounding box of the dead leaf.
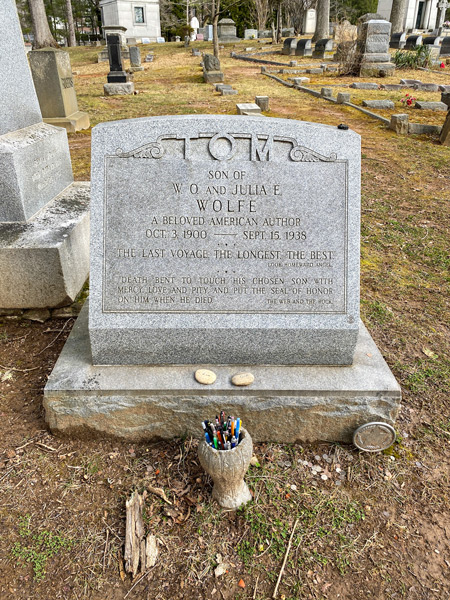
[238,579,245,589]
[148,485,172,505]
[422,347,438,359]
[1,370,13,382]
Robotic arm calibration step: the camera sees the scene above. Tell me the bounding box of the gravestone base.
[0,183,90,309]
[44,305,401,443]
[43,111,90,133]
[360,62,395,76]
[130,66,145,72]
[203,70,224,83]
[103,82,135,95]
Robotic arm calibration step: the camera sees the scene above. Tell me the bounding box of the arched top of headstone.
[296,39,312,49]
[423,36,442,45]
[315,38,333,50]
[218,18,235,25]
[391,32,407,41]
[405,34,423,48]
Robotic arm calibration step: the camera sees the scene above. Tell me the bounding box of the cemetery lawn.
[1,41,449,600]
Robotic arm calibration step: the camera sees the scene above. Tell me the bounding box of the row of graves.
[0,0,402,452]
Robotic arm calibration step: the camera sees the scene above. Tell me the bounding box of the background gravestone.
[357,20,395,76]
[217,18,240,42]
[104,34,134,95]
[45,114,401,442]
[28,48,90,133]
[0,0,89,308]
[129,46,144,71]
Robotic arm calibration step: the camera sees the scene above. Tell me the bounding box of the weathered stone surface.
[405,35,423,49]
[195,369,217,384]
[440,37,450,56]
[220,88,238,95]
[408,122,441,134]
[103,82,135,95]
[336,92,351,104]
[255,96,269,111]
[362,99,394,109]
[360,63,395,76]
[321,87,333,97]
[43,111,91,134]
[28,48,90,132]
[0,183,90,309]
[439,85,450,93]
[0,122,74,222]
[390,32,406,49]
[231,372,255,386]
[295,39,312,57]
[236,103,261,114]
[203,70,224,83]
[0,0,42,136]
[414,83,439,91]
[439,111,450,145]
[44,307,401,442]
[217,18,240,42]
[400,79,422,85]
[215,83,232,91]
[380,84,407,90]
[389,114,409,134]
[203,53,221,71]
[350,82,378,89]
[88,114,360,366]
[129,46,142,67]
[306,68,324,74]
[282,38,298,56]
[415,101,448,111]
[293,77,310,84]
[198,428,253,508]
[312,39,333,59]
[441,92,450,107]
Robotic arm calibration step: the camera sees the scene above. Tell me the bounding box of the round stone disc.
[353,422,396,452]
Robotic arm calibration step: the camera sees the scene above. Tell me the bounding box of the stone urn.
[198,428,253,509]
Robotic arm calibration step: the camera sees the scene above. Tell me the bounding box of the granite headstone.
[45,114,401,443]
[0,0,89,308]
[28,48,90,133]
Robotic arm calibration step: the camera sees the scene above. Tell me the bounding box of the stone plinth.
[0,183,90,309]
[28,48,90,133]
[203,70,224,83]
[0,122,73,222]
[44,306,401,442]
[103,82,135,95]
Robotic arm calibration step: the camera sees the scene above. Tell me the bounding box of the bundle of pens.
[201,411,242,450]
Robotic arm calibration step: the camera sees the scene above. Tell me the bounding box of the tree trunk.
[276,1,282,43]
[312,0,329,43]
[389,0,408,33]
[212,0,220,58]
[65,0,76,46]
[28,0,58,48]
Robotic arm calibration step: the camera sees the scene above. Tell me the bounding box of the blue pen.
[235,418,241,440]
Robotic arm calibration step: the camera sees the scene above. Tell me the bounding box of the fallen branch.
[0,364,40,372]
[147,485,172,505]
[272,518,299,599]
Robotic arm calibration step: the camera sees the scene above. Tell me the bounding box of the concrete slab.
[44,304,401,443]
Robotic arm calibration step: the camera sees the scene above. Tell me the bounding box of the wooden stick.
[272,518,299,599]
[102,528,109,572]
[0,364,40,372]
[253,574,259,600]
